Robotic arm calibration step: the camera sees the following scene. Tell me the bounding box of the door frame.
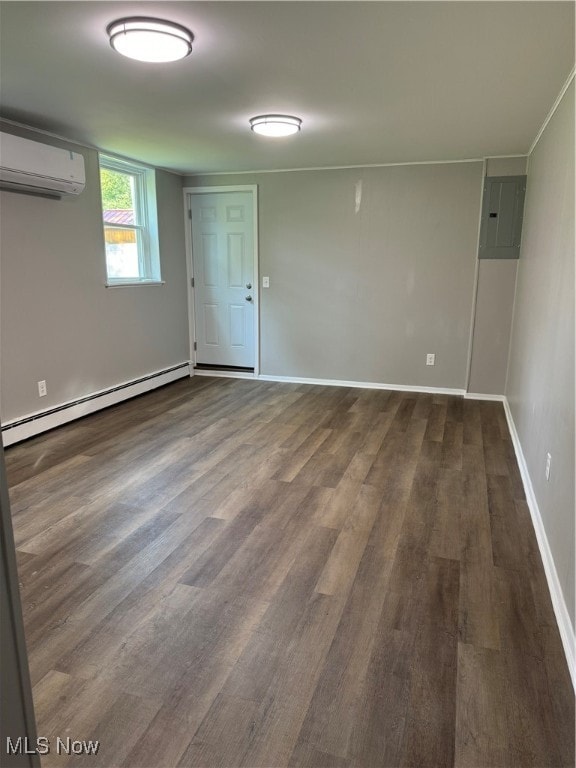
[183,185,260,376]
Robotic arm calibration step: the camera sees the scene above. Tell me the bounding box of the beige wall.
[185,161,483,389]
[0,126,189,423]
[506,81,575,629]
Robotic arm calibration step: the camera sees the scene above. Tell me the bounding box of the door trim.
[183,185,260,376]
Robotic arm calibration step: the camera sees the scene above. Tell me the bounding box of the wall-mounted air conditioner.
[0,132,85,198]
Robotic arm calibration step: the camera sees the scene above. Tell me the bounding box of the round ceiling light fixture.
[107,17,194,63]
[249,114,302,137]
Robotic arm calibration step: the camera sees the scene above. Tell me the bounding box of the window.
[99,155,161,284]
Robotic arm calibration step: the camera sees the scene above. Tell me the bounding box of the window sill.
[105,281,165,288]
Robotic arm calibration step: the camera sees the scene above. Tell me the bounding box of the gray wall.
[485,156,527,177]
[186,161,483,389]
[0,126,189,423]
[506,81,575,629]
[468,156,527,395]
[469,259,518,395]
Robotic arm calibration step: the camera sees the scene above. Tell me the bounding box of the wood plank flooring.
[5,377,574,768]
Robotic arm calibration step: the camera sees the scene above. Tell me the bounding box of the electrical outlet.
[545,452,552,481]
[262,276,270,288]
[426,353,435,366]
[38,380,47,397]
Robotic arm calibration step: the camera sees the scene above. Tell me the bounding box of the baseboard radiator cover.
[1,363,191,446]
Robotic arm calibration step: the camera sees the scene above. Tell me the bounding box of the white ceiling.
[0,1,573,174]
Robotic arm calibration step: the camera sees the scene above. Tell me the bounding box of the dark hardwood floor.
[5,377,574,768]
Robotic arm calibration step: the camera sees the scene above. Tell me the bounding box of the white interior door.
[190,191,255,368]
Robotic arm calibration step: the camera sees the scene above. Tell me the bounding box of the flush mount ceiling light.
[107,17,193,63]
[249,115,302,137]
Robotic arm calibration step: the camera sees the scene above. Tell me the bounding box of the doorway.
[185,186,259,373]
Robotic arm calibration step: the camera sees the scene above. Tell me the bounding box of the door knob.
[246,283,252,289]
[245,295,253,302]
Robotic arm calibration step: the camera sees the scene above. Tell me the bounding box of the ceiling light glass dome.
[107,18,193,63]
[249,115,302,137]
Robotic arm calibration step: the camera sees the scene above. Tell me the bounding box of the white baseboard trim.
[194,369,466,395]
[1,363,191,447]
[464,392,506,401]
[503,397,576,690]
[258,373,465,396]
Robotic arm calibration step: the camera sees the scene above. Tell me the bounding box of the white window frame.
[99,155,162,286]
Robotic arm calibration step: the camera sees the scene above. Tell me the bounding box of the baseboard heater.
[1,363,190,447]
